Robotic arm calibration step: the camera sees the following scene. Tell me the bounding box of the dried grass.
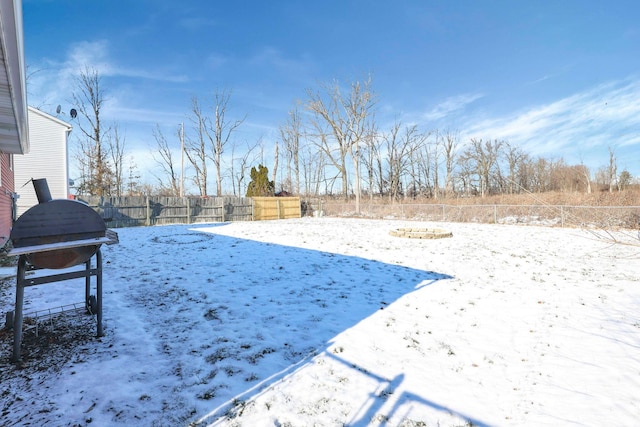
[315,190,640,230]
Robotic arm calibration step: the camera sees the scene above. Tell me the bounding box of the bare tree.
[461,138,504,197]
[359,124,384,199]
[573,164,591,193]
[151,124,181,196]
[532,157,553,193]
[185,97,209,196]
[430,131,441,199]
[72,67,112,195]
[204,89,245,196]
[439,130,459,198]
[306,84,349,198]
[607,146,617,193]
[280,105,303,194]
[413,137,437,198]
[107,124,126,197]
[513,152,531,192]
[300,143,327,197]
[272,141,279,190]
[579,160,593,194]
[456,154,476,196]
[504,141,525,194]
[618,170,632,191]
[306,78,376,212]
[385,122,425,201]
[231,140,260,196]
[570,164,590,192]
[126,155,142,195]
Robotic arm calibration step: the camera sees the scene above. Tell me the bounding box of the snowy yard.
[1,218,638,426]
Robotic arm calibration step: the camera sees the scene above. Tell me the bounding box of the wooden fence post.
[186,197,191,224]
[146,196,150,226]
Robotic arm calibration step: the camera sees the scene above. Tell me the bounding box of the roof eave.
[0,0,28,155]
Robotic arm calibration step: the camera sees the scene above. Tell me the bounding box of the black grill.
[6,179,118,362]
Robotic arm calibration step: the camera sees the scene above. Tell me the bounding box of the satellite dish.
[70,108,77,119]
[56,105,61,114]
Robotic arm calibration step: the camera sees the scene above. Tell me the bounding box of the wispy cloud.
[102,101,185,126]
[63,40,188,83]
[526,74,551,85]
[463,78,640,159]
[27,39,188,118]
[27,41,114,108]
[422,93,484,121]
[65,40,112,74]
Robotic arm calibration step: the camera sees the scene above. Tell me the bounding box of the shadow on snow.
[3,223,483,425]
[111,224,464,425]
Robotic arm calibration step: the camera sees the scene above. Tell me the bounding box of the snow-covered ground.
[0,218,638,426]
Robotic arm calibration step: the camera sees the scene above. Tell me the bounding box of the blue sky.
[23,0,640,189]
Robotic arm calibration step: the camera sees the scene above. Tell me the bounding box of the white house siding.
[13,107,72,217]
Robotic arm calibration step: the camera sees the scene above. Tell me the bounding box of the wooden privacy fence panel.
[252,197,301,220]
[223,197,255,222]
[78,196,253,227]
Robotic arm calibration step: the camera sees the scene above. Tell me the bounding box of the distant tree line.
[65,68,634,205]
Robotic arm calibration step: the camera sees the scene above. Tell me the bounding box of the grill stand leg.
[11,256,27,362]
[96,249,103,337]
[10,249,104,363]
[84,250,103,336]
[85,257,91,312]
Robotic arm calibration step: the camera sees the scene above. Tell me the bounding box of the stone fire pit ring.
[389,227,453,239]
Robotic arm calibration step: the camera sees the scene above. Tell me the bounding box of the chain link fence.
[312,201,640,229]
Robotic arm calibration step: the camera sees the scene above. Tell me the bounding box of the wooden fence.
[252,197,302,220]
[77,196,302,227]
[79,195,255,227]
